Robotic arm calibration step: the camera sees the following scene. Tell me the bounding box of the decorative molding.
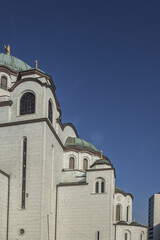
[0,100,13,107]
[0,118,64,150]
[58,182,88,187]
[0,65,19,76]
[19,68,52,82]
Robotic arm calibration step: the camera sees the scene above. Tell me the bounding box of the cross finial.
[35,60,38,69]
[4,45,10,55]
[101,150,103,159]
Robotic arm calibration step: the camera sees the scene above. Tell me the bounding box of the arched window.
[116,204,121,221]
[126,206,129,222]
[125,233,127,240]
[101,181,105,193]
[1,76,7,90]
[95,182,99,193]
[20,92,35,115]
[140,232,144,240]
[69,157,75,169]
[124,230,131,240]
[95,178,105,193]
[48,100,53,123]
[83,158,88,170]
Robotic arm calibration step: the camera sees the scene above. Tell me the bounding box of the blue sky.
[1,0,160,224]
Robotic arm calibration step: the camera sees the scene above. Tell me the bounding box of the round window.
[18,228,25,235]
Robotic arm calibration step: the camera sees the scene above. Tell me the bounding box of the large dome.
[65,137,100,152]
[0,53,32,72]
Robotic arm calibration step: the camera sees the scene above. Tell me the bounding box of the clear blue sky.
[1,0,160,225]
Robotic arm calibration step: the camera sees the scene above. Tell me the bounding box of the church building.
[0,49,147,240]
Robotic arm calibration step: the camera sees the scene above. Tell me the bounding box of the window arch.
[1,76,7,90]
[69,157,75,169]
[95,178,105,193]
[140,231,144,240]
[124,230,131,240]
[20,92,35,115]
[48,100,53,123]
[116,204,122,221]
[83,158,88,170]
[126,206,130,222]
[125,233,127,240]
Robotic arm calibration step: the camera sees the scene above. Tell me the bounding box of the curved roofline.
[64,145,110,159]
[115,192,134,200]
[0,65,19,76]
[90,161,111,168]
[115,186,134,200]
[56,118,79,138]
[115,221,147,228]
[64,146,100,156]
[18,68,52,81]
[9,77,62,117]
[0,53,31,72]
[65,137,100,152]
[63,123,79,138]
[1,66,78,137]
[0,65,55,87]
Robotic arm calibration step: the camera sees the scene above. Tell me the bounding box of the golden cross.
[35,60,38,69]
[4,45,10,55]
[101,150,103,159]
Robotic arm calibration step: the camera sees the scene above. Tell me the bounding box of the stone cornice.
[58,182,88,187]
[0,118,64,149]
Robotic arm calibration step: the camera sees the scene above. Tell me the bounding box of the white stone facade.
[0,170,9,240]
[0,53,147,240]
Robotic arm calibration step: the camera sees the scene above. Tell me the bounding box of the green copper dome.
[0,53,32,72]
[65,137,100,152]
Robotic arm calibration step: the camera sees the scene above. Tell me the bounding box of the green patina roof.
[116,221,146,227]
[65,137,100,152]
[91,158,111,167]
[115,186,134,199]
[0,53,32,72]
[115,186,127,195]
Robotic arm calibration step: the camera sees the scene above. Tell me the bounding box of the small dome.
[65,137,100,152]
[90,158,111,167]
[0,53,32,72]
[116,221,128,225]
